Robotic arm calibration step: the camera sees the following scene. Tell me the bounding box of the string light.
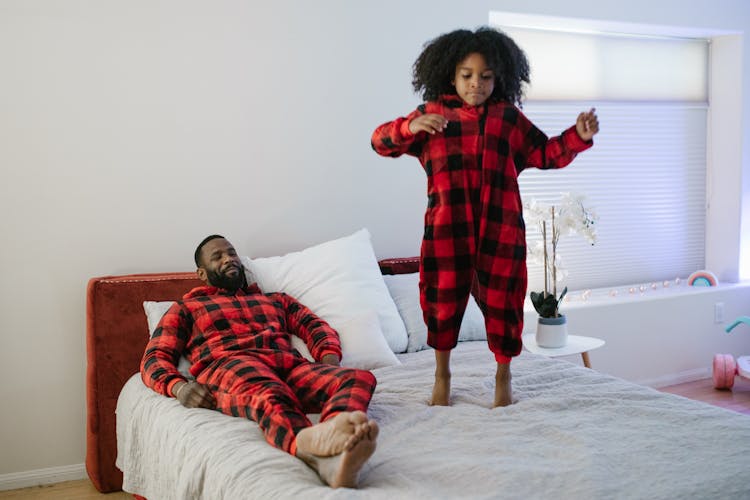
[558,277,690,303]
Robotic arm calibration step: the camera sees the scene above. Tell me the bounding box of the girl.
[371,27,598,407]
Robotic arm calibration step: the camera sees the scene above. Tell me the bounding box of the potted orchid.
[524,193,598,347]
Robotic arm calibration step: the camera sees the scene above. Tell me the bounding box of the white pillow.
[382,273,487,352]
[242,228,409,353]
[143,300,193,379]
[291,311,400,370]
[290,335,315,361]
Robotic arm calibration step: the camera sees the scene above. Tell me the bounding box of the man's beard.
[206,264,246,291]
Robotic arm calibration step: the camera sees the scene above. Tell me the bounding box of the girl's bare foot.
[295,411,368,457]
[430,349,452,406]
[298,419,379,488]
[493,363,513,407]
[429,374,451,406]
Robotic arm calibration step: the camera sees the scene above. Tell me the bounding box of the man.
[140,235,379,488]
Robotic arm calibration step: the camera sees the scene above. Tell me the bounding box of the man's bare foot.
[429,374,451,406]
[295,411,368,457]
[299,419,379,488]
[493,364,513,407]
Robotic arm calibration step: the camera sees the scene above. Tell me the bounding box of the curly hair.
[412,27,530,106]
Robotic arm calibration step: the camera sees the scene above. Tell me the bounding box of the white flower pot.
[536,315,568,348]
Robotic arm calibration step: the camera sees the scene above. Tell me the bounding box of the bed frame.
[85,258,419,493]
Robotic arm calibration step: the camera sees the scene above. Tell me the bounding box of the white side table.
[522,334,605,368]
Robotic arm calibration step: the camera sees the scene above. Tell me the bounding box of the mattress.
[116,342,750,499]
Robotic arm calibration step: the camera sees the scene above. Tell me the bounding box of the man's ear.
[196,267,208,284]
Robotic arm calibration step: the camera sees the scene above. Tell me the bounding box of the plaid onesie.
[141,284,377,454]
[372,95,592,362]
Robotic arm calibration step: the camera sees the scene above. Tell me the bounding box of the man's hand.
[320,354,341,366]
[173,381,216,409]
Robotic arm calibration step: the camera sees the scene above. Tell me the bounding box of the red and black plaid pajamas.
[372,95,592,362]
[141,284,377,455]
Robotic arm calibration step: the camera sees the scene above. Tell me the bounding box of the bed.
[86,230,750,499]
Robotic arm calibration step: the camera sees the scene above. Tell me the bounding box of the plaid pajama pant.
[196,349,377,454]
[372,95,591,362]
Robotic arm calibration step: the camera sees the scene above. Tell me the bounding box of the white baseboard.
[638,367,712,388]
[0,463,87,491]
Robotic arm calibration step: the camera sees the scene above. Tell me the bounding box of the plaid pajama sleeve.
[371,105,427,158]
[514,111,592,172]
[280,292,342,361]
[140,302,192,397]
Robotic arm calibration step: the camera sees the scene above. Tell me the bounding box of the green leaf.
[530,288,567,318]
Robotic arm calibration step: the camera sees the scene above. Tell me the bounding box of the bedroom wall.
[1,0,749,487]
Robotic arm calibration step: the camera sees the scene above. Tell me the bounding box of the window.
[490,15,710,291]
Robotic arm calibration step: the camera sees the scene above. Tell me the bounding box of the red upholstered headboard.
[86,272,202,493]
[85,258,419,493]
[377,256,420,275]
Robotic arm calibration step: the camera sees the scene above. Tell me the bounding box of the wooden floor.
[1,376,748,499]
[658,374,750,416]
[0,480,131,499]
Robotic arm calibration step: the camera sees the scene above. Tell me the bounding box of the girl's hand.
[576,108,599,141]
[409,113,448,135]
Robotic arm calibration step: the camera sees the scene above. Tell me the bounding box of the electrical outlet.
[714,302,724,323]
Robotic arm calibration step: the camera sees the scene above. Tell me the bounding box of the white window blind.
[500,26,708,102]
[519,102,707,292]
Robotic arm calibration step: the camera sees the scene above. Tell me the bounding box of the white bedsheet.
[117,342,750,499]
